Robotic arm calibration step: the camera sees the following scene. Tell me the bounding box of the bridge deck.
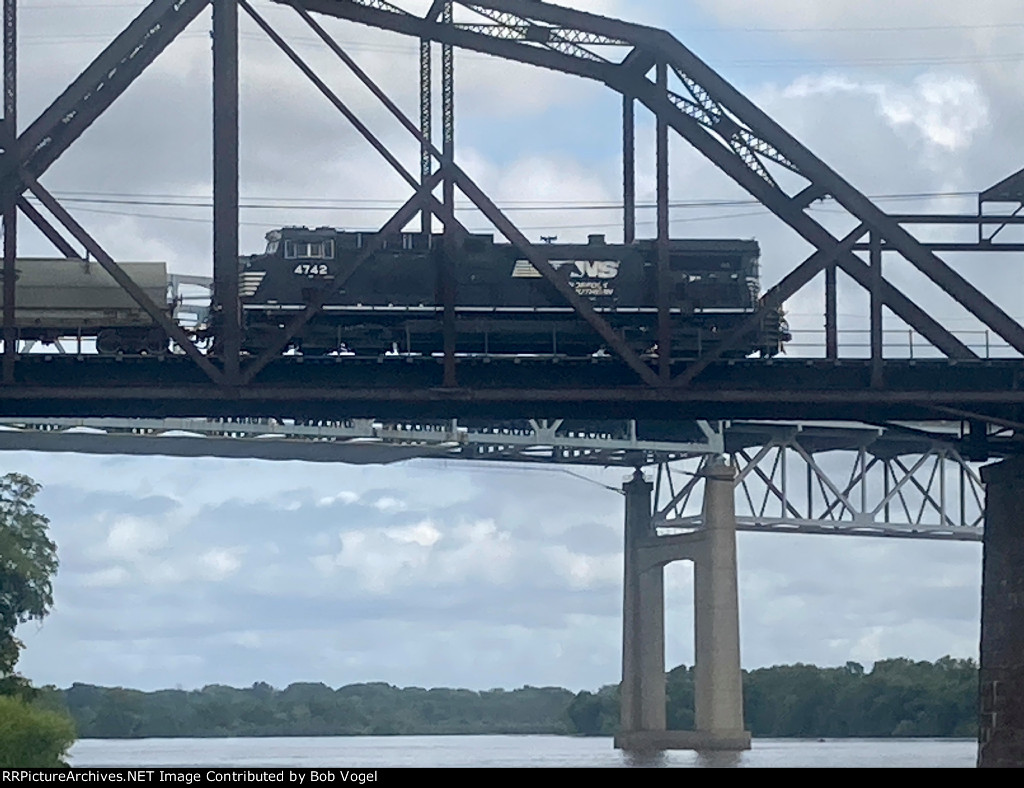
[0,355,1020,423]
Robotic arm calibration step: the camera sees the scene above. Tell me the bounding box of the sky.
[7,0,1014,692]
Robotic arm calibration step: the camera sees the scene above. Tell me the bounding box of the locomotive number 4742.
[293,264,330,276]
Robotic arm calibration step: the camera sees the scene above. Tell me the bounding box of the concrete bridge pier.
[693,463,751,749]
[978,458,1024,767]
[614,462,751,752]
[616,469,666,741]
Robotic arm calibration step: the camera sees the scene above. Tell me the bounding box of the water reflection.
[622,750,669,768]
[695,750,744,768]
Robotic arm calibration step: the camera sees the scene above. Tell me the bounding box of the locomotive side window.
[284,240,335,260]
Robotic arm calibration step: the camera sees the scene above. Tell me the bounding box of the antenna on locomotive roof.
[540,236,558,244]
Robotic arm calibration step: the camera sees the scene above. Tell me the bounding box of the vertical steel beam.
[213,0,241,382]
[443,1,454,217]
[656,62,670,381]
[441,1,456,386]
[420,37,432,236]
[2,0,15,382]
[870,232,883,387]
[623,93,635,244]
[825,265,838,359]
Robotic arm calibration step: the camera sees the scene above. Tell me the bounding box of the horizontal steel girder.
[0,357,1023,429]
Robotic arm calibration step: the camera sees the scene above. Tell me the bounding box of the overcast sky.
[8,0,1011,692]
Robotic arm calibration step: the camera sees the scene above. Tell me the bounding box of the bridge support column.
[693,463,751,749]
[616,470,667,743]
[979,458,1024,767]
[614,462,751,752]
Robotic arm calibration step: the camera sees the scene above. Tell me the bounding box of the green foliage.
[565,657,978,739]
[0,694,76,767]
[666,664,695,730]
[741,656,978,738]
[61,681,577,739]
[0,473,59,678]
[566,685,618,736]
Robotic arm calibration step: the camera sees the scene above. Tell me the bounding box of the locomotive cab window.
[284,240,335,260]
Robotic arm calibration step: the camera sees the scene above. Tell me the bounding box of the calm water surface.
[69,736,977,768]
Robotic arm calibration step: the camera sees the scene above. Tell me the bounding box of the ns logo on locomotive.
[3,226,789,359]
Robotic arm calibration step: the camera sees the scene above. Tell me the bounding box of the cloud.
[78,567,131,589]
[317,491,359,507]
[199,548,245,581]
[98,516,169,562]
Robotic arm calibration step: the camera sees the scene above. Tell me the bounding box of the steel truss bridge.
[0,1,1023,431]
[0,415,986,542]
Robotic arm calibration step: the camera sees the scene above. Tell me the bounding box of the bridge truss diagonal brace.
[0,0,216,380]
[16,198,80,259]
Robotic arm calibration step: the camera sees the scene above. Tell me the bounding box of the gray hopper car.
[0,258,169,354]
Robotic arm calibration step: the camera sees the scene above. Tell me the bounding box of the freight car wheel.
[143,328,167,355]
[96,329,122,355]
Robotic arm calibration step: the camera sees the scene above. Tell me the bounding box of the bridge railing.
[785,329,1016,359]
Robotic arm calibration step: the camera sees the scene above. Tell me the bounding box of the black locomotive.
[235,226,788,358]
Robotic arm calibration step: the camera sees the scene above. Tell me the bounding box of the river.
[68,735,977,768]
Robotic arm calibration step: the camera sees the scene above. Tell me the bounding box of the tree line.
[36,656,978,740]
[568,657,978,738]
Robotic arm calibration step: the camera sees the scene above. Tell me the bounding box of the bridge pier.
[614,462,751,752]
[617,470,666,740]
[978,458,1024,767]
